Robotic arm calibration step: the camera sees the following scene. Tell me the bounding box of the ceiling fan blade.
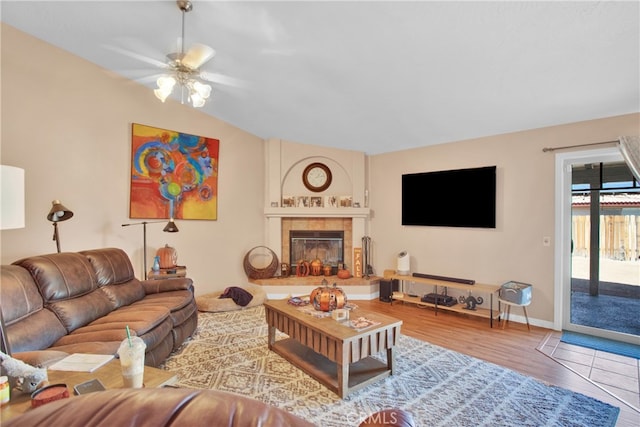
[132,74,166,85]
[200,71,248,89]
[102,44,168,70]
[182,43,216,69]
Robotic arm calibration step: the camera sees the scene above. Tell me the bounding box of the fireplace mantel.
[263,139,371,293]
[264,207,370,219]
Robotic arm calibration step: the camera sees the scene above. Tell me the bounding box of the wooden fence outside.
[572,215,640,261]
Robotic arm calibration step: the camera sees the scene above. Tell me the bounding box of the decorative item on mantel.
[310,281,347,312]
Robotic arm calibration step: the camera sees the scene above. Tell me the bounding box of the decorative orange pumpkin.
[157,244,178,269]
[337,269,351,279]
[310,259,323,276]
[296,260,310,277]
[310,282,347,312]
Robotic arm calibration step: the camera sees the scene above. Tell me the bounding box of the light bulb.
[51,210,64,222]
[190,93,205,108]
[154,76,176,102]
[192,81,212,99]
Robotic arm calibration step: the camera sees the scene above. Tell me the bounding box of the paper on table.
[48,353,115,372]
[348,316,381,331]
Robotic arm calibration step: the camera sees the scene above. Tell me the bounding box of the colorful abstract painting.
[130,123,219,220]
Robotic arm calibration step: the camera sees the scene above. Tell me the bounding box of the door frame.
[554,147,628,337]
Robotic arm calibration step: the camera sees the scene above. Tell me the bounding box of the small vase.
[152,256,160,272]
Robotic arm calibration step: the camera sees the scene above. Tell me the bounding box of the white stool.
[499,299,530,331]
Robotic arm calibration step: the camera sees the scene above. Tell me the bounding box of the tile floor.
[538,331,640,411]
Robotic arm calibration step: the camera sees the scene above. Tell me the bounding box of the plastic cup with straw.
[118,325,146,387]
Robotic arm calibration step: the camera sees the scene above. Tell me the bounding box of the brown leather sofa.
[0,248,197,367]
[4,388,415,427]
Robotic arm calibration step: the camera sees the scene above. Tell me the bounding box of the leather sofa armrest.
[13,350,70,368]
[141,277,194,294]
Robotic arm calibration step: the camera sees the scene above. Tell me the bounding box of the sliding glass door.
[562,152,640,343]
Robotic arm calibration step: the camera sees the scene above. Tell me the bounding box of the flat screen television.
[402,166,496,228]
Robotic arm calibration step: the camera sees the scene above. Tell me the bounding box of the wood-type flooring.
[355,299,639,427]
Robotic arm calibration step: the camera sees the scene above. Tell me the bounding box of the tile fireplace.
[261,208,377,299]
[289,230,344,273]
[281,217,352,271]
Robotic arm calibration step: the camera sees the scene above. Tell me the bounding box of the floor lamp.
[122,219,179,279]
[47,200,74,253]
[1,165,26,355]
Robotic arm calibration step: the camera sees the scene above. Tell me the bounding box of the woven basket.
[243,246,279,279]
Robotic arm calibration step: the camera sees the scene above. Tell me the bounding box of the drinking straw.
[126,325,132,348]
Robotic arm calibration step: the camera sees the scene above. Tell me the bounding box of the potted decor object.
[310,282,347,312]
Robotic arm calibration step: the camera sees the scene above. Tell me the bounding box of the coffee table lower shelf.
[271,338,391,398]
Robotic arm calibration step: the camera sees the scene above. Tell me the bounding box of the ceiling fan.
[151,0,217,107]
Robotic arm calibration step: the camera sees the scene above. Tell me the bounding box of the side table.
[148,266,187,280]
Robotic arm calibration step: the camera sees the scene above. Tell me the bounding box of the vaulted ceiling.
[2,1,638,154]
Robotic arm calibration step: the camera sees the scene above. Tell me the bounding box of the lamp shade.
[47,200,73,222]
[0,165,25,230]
[163,219,179,232]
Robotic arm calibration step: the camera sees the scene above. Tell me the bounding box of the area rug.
[561,331,640,359]
[162,306,620,427]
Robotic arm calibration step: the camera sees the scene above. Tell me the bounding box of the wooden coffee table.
[1,359,177,422]
[264,299,402,398]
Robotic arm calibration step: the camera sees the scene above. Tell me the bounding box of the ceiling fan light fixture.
[154,76,177,102]
[191,80,211,96]
[188,85,210,108]
[153,0,215,108]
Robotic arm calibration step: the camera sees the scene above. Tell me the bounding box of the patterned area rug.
[162,306,620,427]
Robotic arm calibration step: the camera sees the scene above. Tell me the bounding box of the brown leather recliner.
[5,388,416,427]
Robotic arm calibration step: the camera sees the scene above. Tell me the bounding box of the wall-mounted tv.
[402,166,496,228]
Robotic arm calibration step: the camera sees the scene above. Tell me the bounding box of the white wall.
[0,24,266,296]
[369,113,640,324]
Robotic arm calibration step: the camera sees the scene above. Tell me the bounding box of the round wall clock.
[302,162,332,192]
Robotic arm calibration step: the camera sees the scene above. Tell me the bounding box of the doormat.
[561,331,640,359]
